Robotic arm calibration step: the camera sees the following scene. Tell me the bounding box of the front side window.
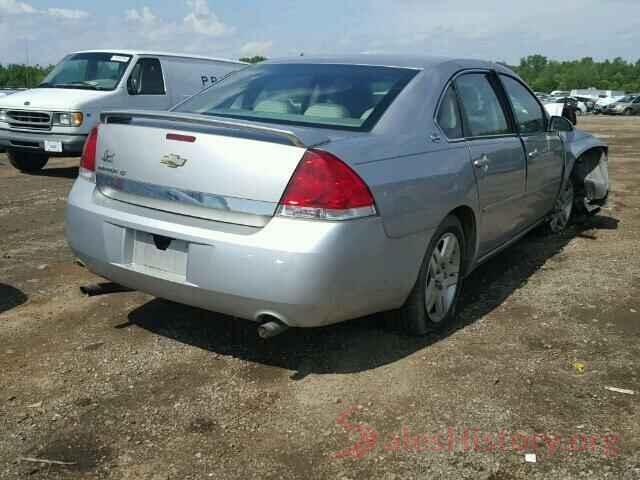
[128,58,166,95]
[500,75,546,134]
[455,73,511,138]
[39,52,132,91]
[436,86,463,139]
[174,63,419,131]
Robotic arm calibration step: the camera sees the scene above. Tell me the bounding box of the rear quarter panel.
[324,64,481,242]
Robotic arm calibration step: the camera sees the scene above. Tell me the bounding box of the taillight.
[277,149,377,221]
[80,125,98,181]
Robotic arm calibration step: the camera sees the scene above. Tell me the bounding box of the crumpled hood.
[0,88,108,111]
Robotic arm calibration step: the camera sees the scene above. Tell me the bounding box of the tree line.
[511,55,640,93]
[0,64,54,89]
[0,55,638,93]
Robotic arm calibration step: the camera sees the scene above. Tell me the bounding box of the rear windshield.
[173,63,420,131]
[39,52,132,91]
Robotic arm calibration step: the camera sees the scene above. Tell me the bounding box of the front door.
[499,75,564,222]
[455,72,526,256]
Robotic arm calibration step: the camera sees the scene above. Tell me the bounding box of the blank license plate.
[132,231,188,277]
[44,140,63,153]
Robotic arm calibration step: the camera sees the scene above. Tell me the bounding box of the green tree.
[0,64,54,88]
[511,55,640,92]
[239,56,267,64]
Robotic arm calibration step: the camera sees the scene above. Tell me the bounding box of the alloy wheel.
[549,182,574,233]
[424,233,461,323]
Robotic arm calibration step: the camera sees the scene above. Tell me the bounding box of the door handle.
[528,149,539,159]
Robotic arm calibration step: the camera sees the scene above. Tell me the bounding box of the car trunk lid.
[95,111,330,227]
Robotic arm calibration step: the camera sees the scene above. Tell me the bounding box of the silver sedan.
[65,55,609,337]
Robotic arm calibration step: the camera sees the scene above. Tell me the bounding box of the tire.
[546,181,574,234]
[623,109,633,117]
[397,215,466,336]
[8,150,48,173]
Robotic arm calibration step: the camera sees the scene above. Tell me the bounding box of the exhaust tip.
[257,317,289,339]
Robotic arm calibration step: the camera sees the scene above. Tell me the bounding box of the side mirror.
[127,76,139,95]
[549,115,574,133]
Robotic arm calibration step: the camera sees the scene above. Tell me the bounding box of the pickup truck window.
[39,52,132,91]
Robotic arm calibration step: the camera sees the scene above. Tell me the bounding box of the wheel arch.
[569,146,609,212]
[449,205,478,277]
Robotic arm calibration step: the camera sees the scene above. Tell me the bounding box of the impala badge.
[102,150,115,164]
[161,154,188,168]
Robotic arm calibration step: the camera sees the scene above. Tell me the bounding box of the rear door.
[454,72,526,256]
[499,74,564,222]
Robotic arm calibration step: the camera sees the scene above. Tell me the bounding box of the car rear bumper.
[0,128,86,155]
[65,178,429,328]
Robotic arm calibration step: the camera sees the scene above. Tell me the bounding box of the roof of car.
[72,50,247,65]
[265,54,513,72]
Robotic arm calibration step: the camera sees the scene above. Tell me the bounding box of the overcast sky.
[1,0,639,66]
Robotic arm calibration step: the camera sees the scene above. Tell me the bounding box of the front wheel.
[624,108,633,116]
[397,215,465,336]
[7,150,49,173]
[546,181,574,234]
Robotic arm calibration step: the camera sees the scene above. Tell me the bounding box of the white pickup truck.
[0,50,246,172]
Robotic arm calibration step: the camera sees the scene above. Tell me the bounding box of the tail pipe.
[257,317,289,339]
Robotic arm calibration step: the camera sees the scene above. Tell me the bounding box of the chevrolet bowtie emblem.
[160,154,188,168]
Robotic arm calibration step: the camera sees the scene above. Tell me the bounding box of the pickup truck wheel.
[397,215,465,336]
[547,181,574,234]
[8,150,49,173]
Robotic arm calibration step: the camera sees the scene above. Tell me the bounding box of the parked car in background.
[550,90,571,97]
[552,96,588,115]
[66,55,609,337]
[543,97,580,124]
[594,95,626,114]
[0,50,246,173]
[603,94,640,115]
[574,96,596,112]
[0,89,21,97]
[536,93,551,103]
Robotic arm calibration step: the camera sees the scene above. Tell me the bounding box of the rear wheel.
[8,150,48,173]
[397,215,465,336]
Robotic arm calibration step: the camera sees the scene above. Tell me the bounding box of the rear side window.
[436,86,463,139]
[174,63,419,131]
[455,73,511,137]
[128,58,166,95]
[500,75,546,134]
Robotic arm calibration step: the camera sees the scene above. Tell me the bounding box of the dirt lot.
[1,116,639,479]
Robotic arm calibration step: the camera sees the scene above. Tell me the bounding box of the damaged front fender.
[560,128,609,213]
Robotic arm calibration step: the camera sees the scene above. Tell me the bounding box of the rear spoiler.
[100,110,330,148]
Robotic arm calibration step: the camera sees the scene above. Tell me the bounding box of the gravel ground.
[1,116,639,479]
